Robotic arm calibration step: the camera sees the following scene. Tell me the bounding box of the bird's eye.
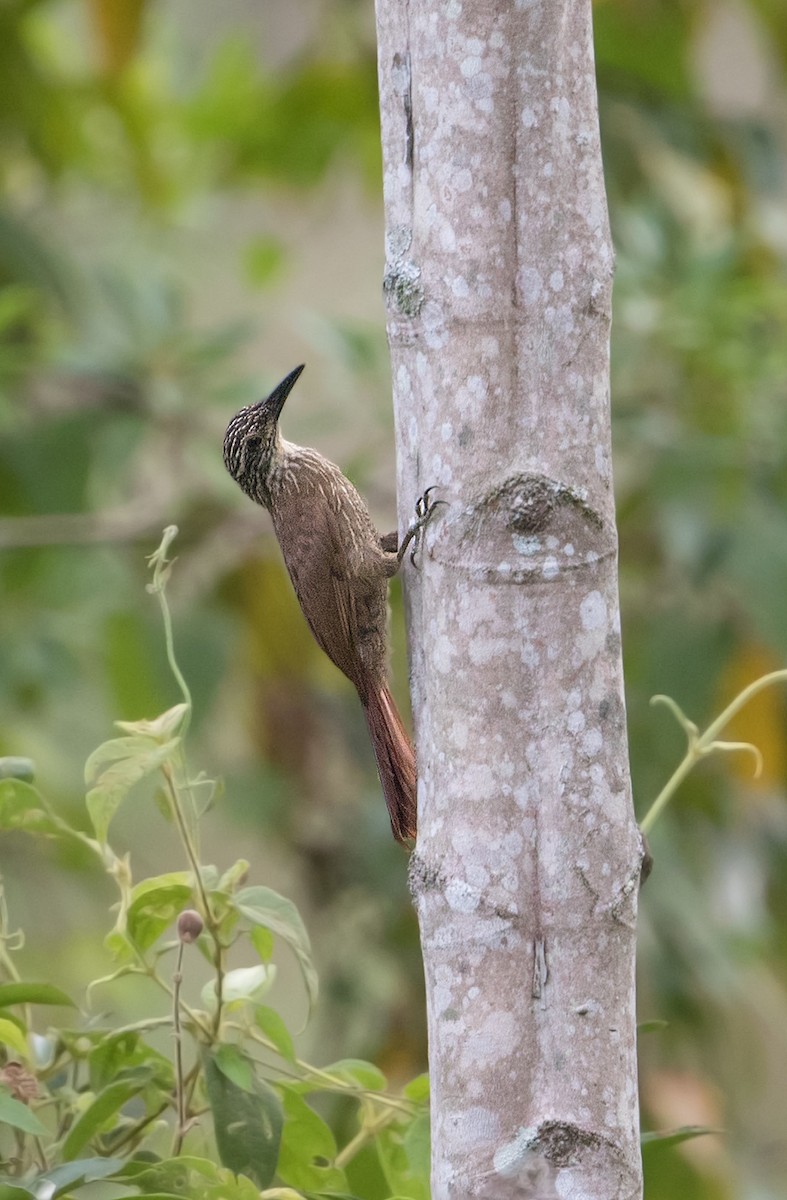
[245,435,263,454]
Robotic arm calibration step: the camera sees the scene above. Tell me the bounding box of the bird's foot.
[398,486,446,568]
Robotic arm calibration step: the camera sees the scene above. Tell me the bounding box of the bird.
[223,364,436,844]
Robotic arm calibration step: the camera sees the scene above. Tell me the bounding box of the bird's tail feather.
[364,685,417,844]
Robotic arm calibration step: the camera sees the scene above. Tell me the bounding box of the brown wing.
[271,487,366,692]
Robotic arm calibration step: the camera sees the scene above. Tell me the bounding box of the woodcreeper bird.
[223,364,436,844]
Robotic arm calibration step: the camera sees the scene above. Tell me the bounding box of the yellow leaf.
[0,1018,28,1060]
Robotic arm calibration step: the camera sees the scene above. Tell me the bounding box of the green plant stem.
[147,526,192,731]
[240,1024,414,1115]
[334,1106,400,1170]
[641,668,787,835]
[172,940,187,1155]
[162,764,211,918]
[105,1102,169,1156]
[161,763,224,1036]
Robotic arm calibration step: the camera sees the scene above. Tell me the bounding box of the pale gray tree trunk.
[375,2,644,1198]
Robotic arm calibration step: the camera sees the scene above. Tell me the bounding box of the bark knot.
[437,473,613,581]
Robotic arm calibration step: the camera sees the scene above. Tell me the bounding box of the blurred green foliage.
[0,0,786,1197]
[0,534,429,1195]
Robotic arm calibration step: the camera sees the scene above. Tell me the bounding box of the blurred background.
[0,1,786,1196]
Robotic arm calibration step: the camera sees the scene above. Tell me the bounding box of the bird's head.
[223,364,305,500]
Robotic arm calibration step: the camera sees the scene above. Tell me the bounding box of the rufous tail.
[363,684,417,844]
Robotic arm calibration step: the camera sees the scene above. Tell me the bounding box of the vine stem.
[146,526,192,731]
[334,1106,400,1170]
[172,940,187,1154]
[640,668,787,834]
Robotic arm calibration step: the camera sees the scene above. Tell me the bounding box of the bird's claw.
[400,486,446,568]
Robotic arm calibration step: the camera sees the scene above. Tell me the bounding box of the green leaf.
[36,1157,125,1197]
[62,1077,149,1160]
[255,1005,296,1064]
[85,735,181,843]
[0,1186,36,1200]
[0,1017,28,1058]
[203,1048,282,1188]
[403,1073,429,1103]
[277,1087,346,1193]
[235,885,318,1012]
[0,779,62,836]
[121,1155,262,1198]
[322,1059,387,1092]
[376,1113,430,1200]
[0,982,75,1008]
[203,964,275,1009]
[641,1124,723,1150]
[0,1089,47,1136]
[126,872,194,951]
[213,1044,256,1093]
[115,703,190,740]
[88,1030,173,1094]
[250,925,274,962]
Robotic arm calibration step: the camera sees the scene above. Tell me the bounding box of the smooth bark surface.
[375,2,644,1197]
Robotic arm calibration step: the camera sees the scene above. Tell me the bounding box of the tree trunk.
[375,2,644,1198]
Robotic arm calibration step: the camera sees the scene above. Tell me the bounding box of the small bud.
[177,909,204,943]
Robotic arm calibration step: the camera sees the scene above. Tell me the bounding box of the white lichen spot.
[452,274,469,298]
[564,542,575,556]
[550,95,571,124]
[521,106,537,128]
[521,642,539,668]
[498,561,512,577]
[433,634,454,674]
[446,0,462,16]
[468,374,487,400]
[498,198,512,222]
[441,421,452,442]
[493,1125,538,1176]
[469,637,508,666]
[463,1010,519,1070]
[543,161,554,178]
[542,556,559,579]
[517,266,543,305]
[445,878,480,913]
[549,269,564,291]
[461,55,482,78]
[440,223,457,252]
[512,533,540,556]
[396,362,412,392]
[567,710,585,734]
[454,167,473,192]
[580,590,607,631]
[582,727,603,757]
[452,720,469,750]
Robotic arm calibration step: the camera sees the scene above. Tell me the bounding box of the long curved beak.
[264,364,305,422]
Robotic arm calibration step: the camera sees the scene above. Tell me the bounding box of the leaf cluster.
[0,532,428,1200]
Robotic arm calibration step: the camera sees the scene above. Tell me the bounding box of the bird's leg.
[387,487,446,570]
